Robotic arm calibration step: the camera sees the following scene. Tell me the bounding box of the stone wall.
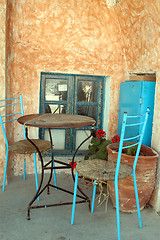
[0,0,7,184]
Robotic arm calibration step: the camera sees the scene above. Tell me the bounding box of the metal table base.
[26,127,95,220]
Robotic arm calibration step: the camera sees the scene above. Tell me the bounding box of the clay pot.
[106,143,159,213]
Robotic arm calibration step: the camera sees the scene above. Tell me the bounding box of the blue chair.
[71,108,150,240]
[0,95,51,193]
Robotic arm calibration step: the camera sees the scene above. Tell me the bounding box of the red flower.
[111,135,120,143]
[96,129,106,139]
[69,161,77,170]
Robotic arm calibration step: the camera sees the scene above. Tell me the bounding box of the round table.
[18,113,96,128]
[18,113,96,220]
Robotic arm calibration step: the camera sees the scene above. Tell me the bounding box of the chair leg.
[52,160,57,189]
[2,149,9,191]
[23,157,26,181]
[33,153,40,201]
[115,180,121,240]
[133,173,142,228]
[71,171,79,225]
[91,180,97,213]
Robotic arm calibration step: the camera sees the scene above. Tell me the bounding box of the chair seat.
[76,159,132,182]
[9,139,51,154]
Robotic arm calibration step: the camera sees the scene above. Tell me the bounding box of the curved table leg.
[25,127,45,220]
[25,126,96,220]
[47,128,57,194]
[26,127,61,220]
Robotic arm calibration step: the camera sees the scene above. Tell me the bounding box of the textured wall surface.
[5,0,160,136]
[0,0,7,184]
[0,0,160,209]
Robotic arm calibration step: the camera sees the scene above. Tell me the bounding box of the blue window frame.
[39,72,106,156]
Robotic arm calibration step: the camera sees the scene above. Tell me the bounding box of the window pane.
[45,104,67,114]
[77,81,98,102]
[77,106,97,120]
[40,72,105,155]
[76,130,91,150]
[44,129,65,150]
[45,78,68,101]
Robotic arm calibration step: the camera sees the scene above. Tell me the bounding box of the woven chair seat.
[76,159,132,182]
[9,139,51,154]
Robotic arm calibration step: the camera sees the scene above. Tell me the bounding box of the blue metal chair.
[0,95,51,193]
[71,107,150,240]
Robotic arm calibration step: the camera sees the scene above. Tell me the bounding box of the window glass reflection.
[77,81,98,102]
[45,104,66,114]
[45,79,68,101]
[77,106,97,120]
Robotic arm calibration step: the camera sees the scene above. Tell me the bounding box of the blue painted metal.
[23,157,26,181]
[118,81,156,146]
[115,112,127,240]
[71,108,149,239]
[20,94,26,139]
[71,171,79,225]
[114,107,149,240]
[33,152,40,200]
[52,161,57,189]
[21,94,27,182]
[0,95,39,193]
[2,143,9,191]
[91,180,97,213]
[71,176,97,223]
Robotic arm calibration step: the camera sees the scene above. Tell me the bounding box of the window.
[39,72,106,156]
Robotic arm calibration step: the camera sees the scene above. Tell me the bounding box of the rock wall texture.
[0,0,160,210]
[0,0,7,184]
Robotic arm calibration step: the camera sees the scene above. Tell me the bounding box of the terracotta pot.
[106,143,159,213]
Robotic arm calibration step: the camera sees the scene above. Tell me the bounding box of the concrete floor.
[0,172,160,240]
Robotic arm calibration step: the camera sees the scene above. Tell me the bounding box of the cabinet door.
[118,81,156,146]
[140,81,156,146]
[118,81,142,139]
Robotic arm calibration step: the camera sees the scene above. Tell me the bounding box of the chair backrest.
[115,107,150,181]
[0,95,26,149]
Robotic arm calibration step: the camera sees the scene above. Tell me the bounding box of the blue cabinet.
[117,81,156,147]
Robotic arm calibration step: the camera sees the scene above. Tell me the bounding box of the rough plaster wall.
[0,0,160,209]
[115,0,160,210]
[150,71,160,210]
[5,0,127,177]
[0,0,7,184]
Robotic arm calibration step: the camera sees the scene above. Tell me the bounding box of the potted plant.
[84,130,112,160]
[107,142,159,212]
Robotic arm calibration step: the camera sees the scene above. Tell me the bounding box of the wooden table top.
[17,113,96,129]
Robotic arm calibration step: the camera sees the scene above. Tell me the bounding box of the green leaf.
[91,137,101,146]
[95,150,107,160]
[88,145,97,155]
[126,145,137,156]
[99,144,107,152]
[87,137,111,160]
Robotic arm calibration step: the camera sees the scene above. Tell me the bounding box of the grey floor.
[0,172,160,240]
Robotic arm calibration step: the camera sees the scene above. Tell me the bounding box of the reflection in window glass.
[77,106,97,120]
[77,81,98,102]
[45,104,66,114]
[45,79,68,101]
[40,72,105,156]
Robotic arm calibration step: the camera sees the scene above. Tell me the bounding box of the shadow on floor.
[0,173,160,240]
